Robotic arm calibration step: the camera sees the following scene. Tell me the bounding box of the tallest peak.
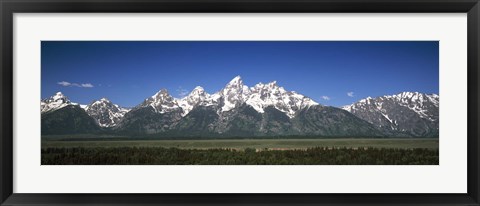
[193,86,204,91]
[228,75,243,85]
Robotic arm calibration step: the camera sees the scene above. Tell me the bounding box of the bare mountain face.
[342,92,439,137]
[85,98,130,127]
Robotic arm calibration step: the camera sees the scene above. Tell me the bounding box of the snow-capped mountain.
[176,86,216,116]
[342,92,439,137]
[85,98,130,127]
[41,92,75,113]
[139,89,181,114]
[41,92,130,128]
[213,76,252,112]
[141,76,319,118]
[247,81,318,118]
[115,76,325,135]
[217,76,318,117]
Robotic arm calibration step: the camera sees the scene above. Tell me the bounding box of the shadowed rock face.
[114,106,183,135]
[342,92,439,137]
[291,105,383,137]
[41,105,101,135]
[173,106,219,136]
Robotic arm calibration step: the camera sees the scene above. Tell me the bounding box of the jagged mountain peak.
[88,98,113,107]
[85,98,112,109]
[85,98,130,127]
[41,92,74,113]
[141,88,180,113]
[223,76,248,91]
[47,91,70,103]
[385,91,436,99]
[222,76,249,93]
[266,80,277,86]
[152,88,171,97]
[247,80,319,117]
[193,85,204,91]
[218,76,251,112]
[176,86,215,116]
[228,75,243,85]
[253,80,278,88]
[149,89,176,103]
[251,81,286,93]
[52,91,67,99]
[190,86,207,96]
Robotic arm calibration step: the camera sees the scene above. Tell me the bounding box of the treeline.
[41,147,439,165]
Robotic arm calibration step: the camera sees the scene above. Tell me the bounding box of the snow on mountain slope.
[139,89,181,113]
[383,92,439,120]
[176,86,216,116]
[343,92,439,122]
[172,76,319,118]
[216,76,252,112]
[41,92,75,113]
[85,98,131,127]
[247,81,318,118]
[342,92,439,136]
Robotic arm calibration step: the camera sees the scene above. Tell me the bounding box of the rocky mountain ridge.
[342,92,439,137]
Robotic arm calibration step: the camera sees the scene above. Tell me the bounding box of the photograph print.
[41,41,439,165]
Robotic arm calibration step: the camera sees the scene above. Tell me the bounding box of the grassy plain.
[42,137,439,150]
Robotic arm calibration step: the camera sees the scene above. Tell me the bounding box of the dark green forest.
[41,147,439,165]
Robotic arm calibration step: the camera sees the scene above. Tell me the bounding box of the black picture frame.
[1,0,479,205]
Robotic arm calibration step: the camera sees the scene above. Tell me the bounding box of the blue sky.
[41,41,439,107]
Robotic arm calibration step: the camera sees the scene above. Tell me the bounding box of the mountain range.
[41,76,439,138]
[342,92,439,137]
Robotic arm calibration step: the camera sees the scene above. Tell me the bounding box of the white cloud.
[57,81,94,88]
[81,83,94,88]
[347,92,354,97]
[57,81,71,87]
[177,87,189,98]
[321,96,330,101]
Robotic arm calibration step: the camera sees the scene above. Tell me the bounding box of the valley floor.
[41,137,439,150]
[41,137,439,165]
